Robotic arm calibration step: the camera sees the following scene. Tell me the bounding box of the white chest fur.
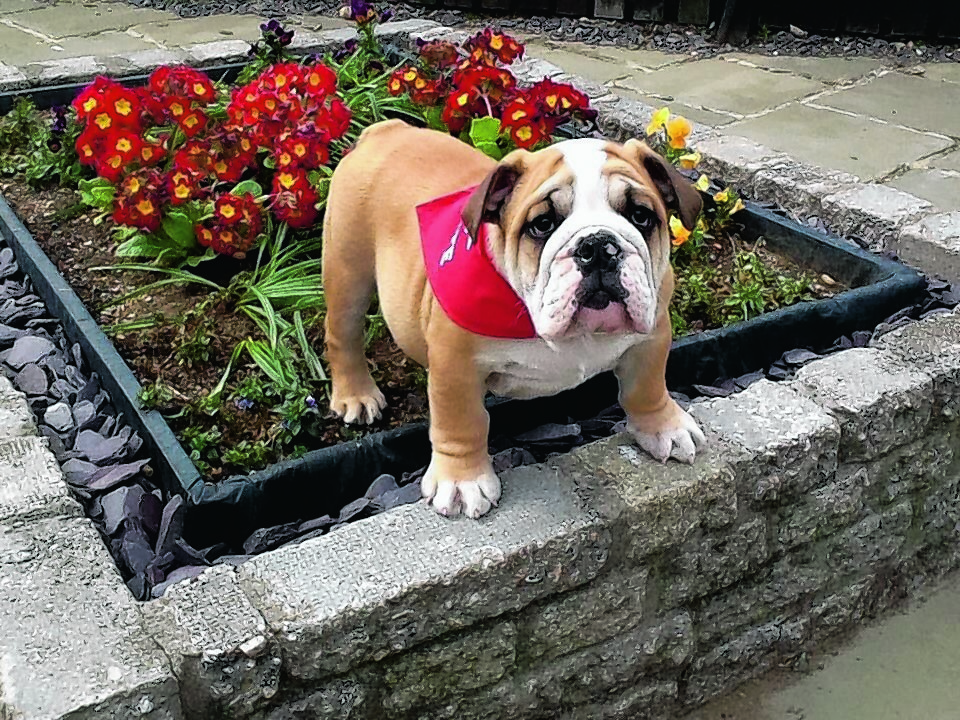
[475,333,643,399]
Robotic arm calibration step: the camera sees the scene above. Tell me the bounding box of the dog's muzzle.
[573,232,627,310]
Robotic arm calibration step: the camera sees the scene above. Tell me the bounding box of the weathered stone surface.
[890,168,960,213]
[858,427,958,508]
[432,613,693,720]
[569,434,741,559]
[122,47,185,73]
[0,436,80,523]
[142,565,279,718]
[792,349,934,462]
[776,468,867,550]
[820,183,932,250]
[750,162,861,223]
[239,465,611,680]
[695,134,792,195]
[0,517,181,719]
[185,39,251,65]
[0,61,28,91]
[894,212,960,281]
[875,310,960,406]
[686,617,810,706]
[520,568,649,663]
[28,56,108,84]
[655,516,769,607]
[691,380,840,503]
[382,621,516,714]
[824,501,914,575]
[724,54,882,84]
[250,674,372,720]
[0,375,36,439]
[5,335,55,369]
[698,557,830,646]
[556,680,679,720]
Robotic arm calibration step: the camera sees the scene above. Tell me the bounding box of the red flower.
[303,63,337,98]
[177,108,207,138]
[166,168,202,205]
[149,66,215,105]
[417,40,461,69]
[75,127,105,166]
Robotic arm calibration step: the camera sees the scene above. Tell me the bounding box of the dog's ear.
[623,138,702,231]
[462,151,529,242]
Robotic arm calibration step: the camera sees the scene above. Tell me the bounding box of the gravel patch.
[124,0,960,64]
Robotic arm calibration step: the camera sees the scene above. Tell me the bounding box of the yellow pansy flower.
[669,215,691,246]
[713,189,730,203]
[695,174,710,192]
[731,198,745,214]
[645,107,670,136]
[666,116,692,149]
[679,151,701,169]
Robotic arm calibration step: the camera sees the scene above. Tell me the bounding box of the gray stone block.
[142,565,280,718]
[382,620,516,714]
[824,501,913,575]
[695,134,792,197]
[432,613,693,720]
[375,18,442,38]
[238,465,611,680]
[894,212,960,280]
[556,680,679,720]
[510,57,566,84]
[776,467,867,550]
[0,61,28,91]
[874,309,960,409]
[0,517,181,719]
[23,56,107,85]
[287,29,336,54]
[698,557,830,646]
[655,516,769,607]
[859,426,957,508]
[520,568,648,663]
[686,617,810,706]
[792,348,934,462]
[0,375,36,439]
[0,436,81,524]
[820,184,932,250]
[750,162,861,225]
[690,380,840,503]
[250,674,372,720]
[569,434,742,559]
[122,47,185,73]
[185,39,251,65]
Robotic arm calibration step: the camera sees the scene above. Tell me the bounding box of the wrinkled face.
[486,138,675,342]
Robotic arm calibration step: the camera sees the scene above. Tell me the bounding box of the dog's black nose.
[573,233,622,273]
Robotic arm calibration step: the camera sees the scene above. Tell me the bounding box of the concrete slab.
[819,71,960,136]
[0,24,62,65]
[522,41,632,83]
[0,517,182,719]
[889,169,960,212]
[0,436,80,524]
[920,62,960,85]
[611,85,737,126]
[12,4,175,39]
[684,572,960,720]
[615,59,825,116]
[932,149,960,172]
[294,13,359,31]
[539,41,684,71]
[723,53,883,84]
[51,30,159,58]
[0,376,35,440]
[727,103,952,180]
[0,0,41,14]
[132,14,266,47]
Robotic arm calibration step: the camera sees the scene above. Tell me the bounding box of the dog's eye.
[629,206,658,233]
[526,214,557,241]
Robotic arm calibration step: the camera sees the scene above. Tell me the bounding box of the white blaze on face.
[524,139,659,341]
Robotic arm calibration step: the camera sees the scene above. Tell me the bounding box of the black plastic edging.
[0,195,201,497]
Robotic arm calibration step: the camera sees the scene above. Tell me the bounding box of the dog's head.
[463,138,702,341]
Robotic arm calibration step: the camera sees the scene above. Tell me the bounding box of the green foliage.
[181,424,224,474]
[221,439,273,468]
[0,98,86,187]
[137,379,177,410]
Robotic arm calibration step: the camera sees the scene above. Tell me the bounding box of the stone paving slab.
[10,4,175,38]
[0,435,81,524]
[51,30,159,58]
[819,70,960,136]
[0,23,65,64]
[920,62,960,84]
[723,53,883,84]
[132,14,268,47]
[890,169,960,211]
[521,41,633,83]
[727,103,953,180]
[932,150,960,172]
[615,59,826,116]
[611,85,737,125]
[0,516,182,719]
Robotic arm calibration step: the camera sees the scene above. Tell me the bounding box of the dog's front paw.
[421,459,501,519]
[628,399,705,464]
[329,383,387,425]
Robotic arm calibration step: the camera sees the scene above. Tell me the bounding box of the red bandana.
[418,185,536,339]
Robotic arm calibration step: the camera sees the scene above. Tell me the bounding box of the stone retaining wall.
[2,20,960,720]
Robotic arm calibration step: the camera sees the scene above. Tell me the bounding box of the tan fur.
[323,120,703,518]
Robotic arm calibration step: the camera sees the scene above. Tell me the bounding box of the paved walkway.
[0,1,958,211]
[1,1,959,718]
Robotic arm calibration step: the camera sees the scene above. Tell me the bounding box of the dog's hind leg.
[322,181,386,425]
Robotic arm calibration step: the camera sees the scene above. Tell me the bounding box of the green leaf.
[469,116,503,146]
[161,211,199,249]
[182,247,217,267]
[230,179,263,197]
[424,106,446,132]
[115,234,168,259]
[78,177,115,210]
[475,141,503,161]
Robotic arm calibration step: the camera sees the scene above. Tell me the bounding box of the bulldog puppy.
[323,118,704,519]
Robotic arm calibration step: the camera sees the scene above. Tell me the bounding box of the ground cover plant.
[0,2,832,483]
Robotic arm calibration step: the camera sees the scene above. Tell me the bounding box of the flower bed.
[0,8,930,597]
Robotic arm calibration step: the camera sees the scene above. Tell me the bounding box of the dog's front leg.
[420,333,500,519]
[616,307,705,464]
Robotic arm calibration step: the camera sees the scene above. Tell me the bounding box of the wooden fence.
[408,0,959,39]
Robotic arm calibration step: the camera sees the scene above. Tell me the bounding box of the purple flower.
[51,105,68,135]
[343,0,377,24]
[305,395,317,408]
[234,397,255,411]
[333,38,359,62]
[380,7,393,22]
[260,18,293,46]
